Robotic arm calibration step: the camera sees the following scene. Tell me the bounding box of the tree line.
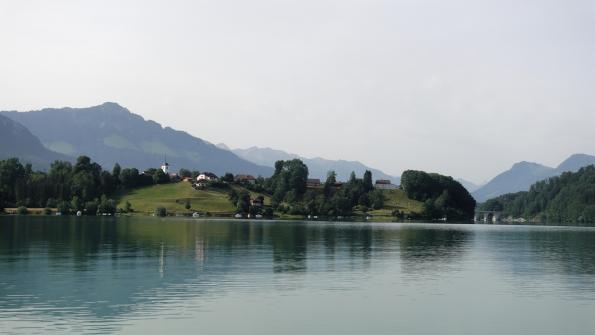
[1,155,479,220]
[0,156,172,215]
[227,159,386,217]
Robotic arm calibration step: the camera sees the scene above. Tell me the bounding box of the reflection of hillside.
[0,217,242,332]
[4,218,595,333]
[0,218,398,328]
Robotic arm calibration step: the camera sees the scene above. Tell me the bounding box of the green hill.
[117,182,271,215]
[368,189,424,216]
[117,182,234,215]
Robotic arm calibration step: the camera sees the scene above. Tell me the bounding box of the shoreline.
[4,212,595,227]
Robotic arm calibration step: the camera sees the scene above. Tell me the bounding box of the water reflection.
[1,217,595,334]
[0,218,400,321]
[270,223,307,273]
[397,225,473,274]
[476,225,595,295]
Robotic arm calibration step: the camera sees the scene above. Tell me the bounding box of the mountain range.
[0,102,401,182]
[2,102,593,203]
[0,103,272,176]
[227,145,400,183]
[471,154,595,202]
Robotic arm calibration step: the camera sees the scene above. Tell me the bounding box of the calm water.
[1,217,595,334]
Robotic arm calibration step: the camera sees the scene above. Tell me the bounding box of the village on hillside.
[159,158,397,194]
[152,157,402,219]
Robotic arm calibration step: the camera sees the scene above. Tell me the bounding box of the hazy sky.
[1,0,594,183]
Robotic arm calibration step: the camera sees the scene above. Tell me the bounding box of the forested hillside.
[480,165,595,223]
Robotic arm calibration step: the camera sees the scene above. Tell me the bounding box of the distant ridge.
[230,146,400,183]
[0,114,71,168]
[556,153,595,173]
[472,154,595,202]
[1,103,273,176]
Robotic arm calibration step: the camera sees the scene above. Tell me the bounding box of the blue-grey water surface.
[1,216,595,334]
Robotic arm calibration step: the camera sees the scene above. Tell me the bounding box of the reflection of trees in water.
[270,223,307,273]
[0,217,257,328]
[397,226,473,274]
[268,223,376,273]
[480,227,595,280]
[0,218,471,329]
[343,225,373,260]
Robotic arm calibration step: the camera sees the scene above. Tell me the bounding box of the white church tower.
[161,155,169,174]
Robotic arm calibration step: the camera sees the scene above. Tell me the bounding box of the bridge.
[474,211,502,223]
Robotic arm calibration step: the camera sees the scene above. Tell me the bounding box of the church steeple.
[161,155,169,174]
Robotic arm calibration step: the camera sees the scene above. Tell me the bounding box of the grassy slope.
[117,182,272,215]
[368,189,423,216]
[117,181,234,214]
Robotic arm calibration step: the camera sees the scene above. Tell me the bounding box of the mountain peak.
[511,161,549,170]
[95,102,131,114]
[216,143,230,150]
[556,153,595,172]
[100,101,123,107]
[473,153,595,202]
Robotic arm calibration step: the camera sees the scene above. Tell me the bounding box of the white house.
[197,172,218,182]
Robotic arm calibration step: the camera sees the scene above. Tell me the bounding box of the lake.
[1,216,595,334]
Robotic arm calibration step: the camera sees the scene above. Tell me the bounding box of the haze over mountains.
[472,154,595,202]
[227,146,400,183]
[0,103,272,176]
